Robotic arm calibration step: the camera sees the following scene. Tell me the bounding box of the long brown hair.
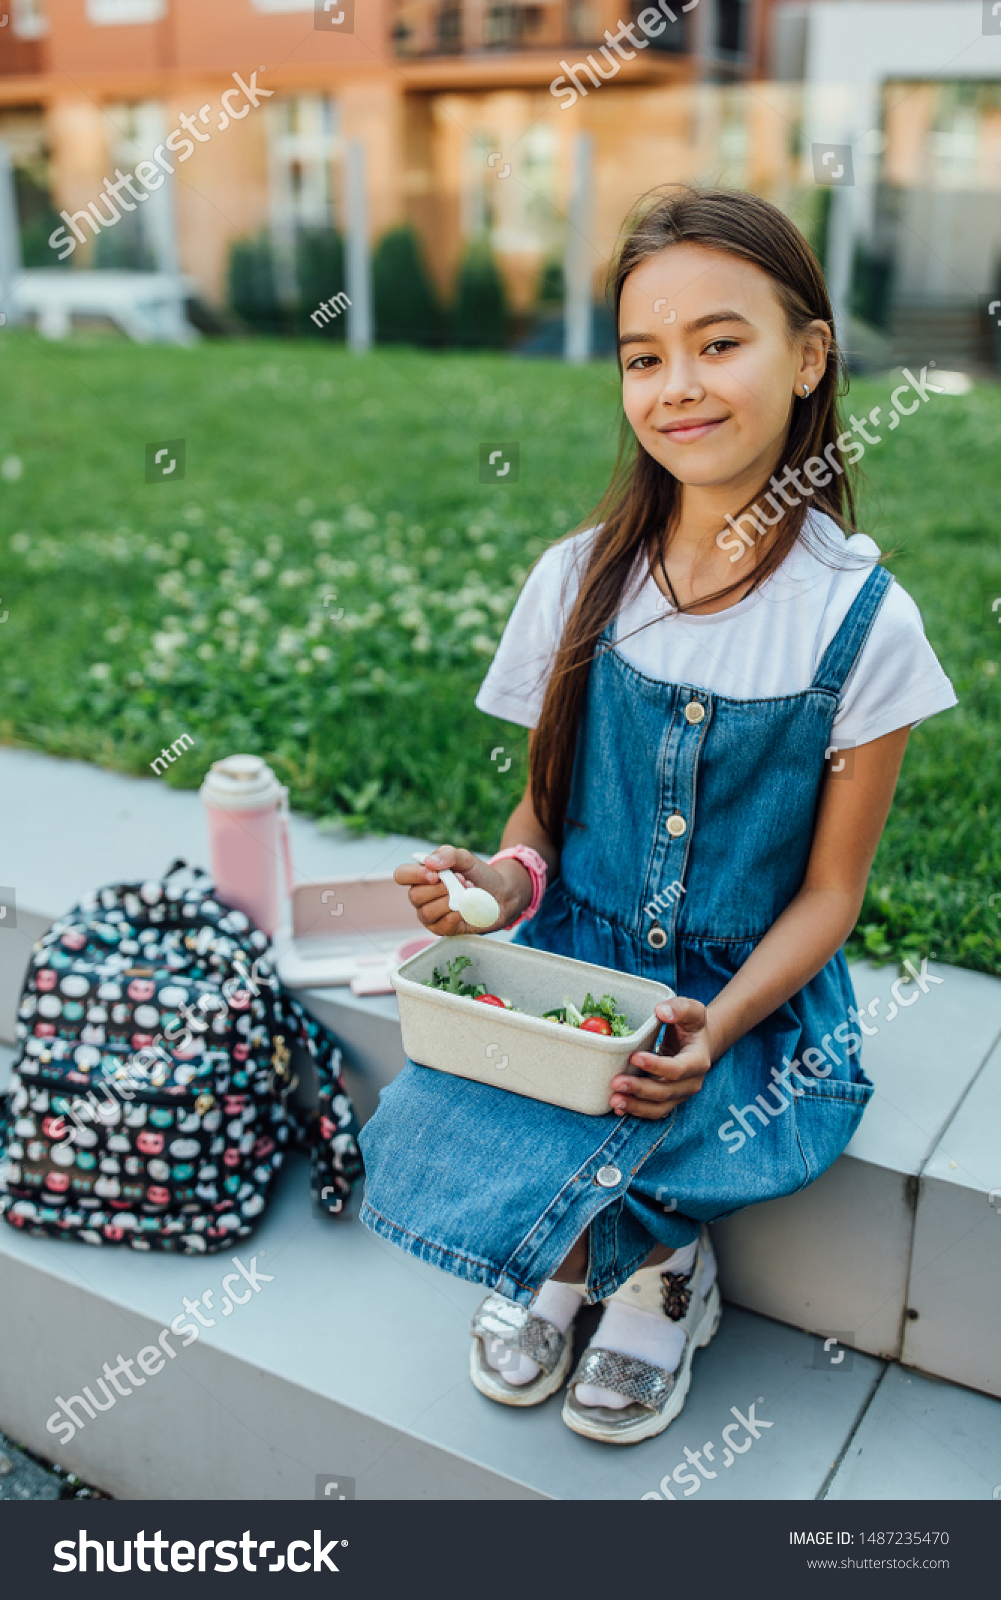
[530,185,859,846]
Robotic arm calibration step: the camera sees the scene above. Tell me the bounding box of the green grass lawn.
[0,332,998,973]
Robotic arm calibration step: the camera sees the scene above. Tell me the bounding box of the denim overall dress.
[360,563,891,1308]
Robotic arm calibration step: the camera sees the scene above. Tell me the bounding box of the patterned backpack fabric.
[0,864,363,1254]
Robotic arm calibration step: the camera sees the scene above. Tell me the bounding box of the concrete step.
[2,747,1001,1500]
[3,1132,1000,1502]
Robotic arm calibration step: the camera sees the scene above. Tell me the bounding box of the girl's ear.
[796,318,831,398]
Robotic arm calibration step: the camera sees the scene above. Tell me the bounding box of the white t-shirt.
[476,515,957,745]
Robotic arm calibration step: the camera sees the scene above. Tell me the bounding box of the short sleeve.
[831,577,957,746]
[475,536,588,728]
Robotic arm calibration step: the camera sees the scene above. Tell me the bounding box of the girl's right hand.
[394,845,531,937]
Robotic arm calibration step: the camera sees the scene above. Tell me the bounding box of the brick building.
[0,0,796,314]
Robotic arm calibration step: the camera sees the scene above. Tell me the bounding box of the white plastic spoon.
[412,852,500,930]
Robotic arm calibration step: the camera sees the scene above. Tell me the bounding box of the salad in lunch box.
[423,956,632,1037]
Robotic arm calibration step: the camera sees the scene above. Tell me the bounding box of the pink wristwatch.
[489,844,548,927]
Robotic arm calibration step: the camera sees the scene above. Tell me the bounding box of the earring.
[801,384,811,397]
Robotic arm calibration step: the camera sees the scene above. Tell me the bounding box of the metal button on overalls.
[595,1165,622,1188]
[666,813,687,838]
[685,701,705,724]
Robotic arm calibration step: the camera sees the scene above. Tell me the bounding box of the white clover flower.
[296,498,314,516]
[471,634,496,656]
[388,564,418,585]
[153,630,187,656]
[89,662,111,681]
[196,642,215,661]
[277,628,302,655]
[189,615,209,633]
[235,596,259,615]
[252,559,273,579]
[2,455,24,481]
[144,544,165,563]
[295,658,313,674]
[477,545,496,563]
[217,609,238,628]
[412,632,432,653]
[310,520,333,543]
[311,645,332,663]
[185,558,204,576]
[400,609,425,630]
[10,532,30,553]
[455,608,487,629]
[279,569,309,588]
[266,536,283,558]
[344,504,376,530]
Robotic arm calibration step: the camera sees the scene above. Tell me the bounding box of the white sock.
[576,1241,703,1411]
[483,1280,584,1387]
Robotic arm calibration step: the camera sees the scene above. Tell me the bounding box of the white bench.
[10,270,199,345]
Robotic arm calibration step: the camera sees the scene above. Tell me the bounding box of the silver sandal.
[562,1225,722,1444]
[469,1292,576,1407]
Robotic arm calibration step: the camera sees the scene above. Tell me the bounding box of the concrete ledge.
[0,1151,889,1502]
[903,1037,1001,1397]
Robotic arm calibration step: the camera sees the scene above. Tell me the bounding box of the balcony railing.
[391,0,690,58]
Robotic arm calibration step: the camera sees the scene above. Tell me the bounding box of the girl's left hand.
[609,998,714,1119]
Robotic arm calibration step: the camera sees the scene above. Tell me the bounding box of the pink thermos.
[200,754,293,937]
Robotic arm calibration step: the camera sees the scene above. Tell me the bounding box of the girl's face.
[619,243,829,495]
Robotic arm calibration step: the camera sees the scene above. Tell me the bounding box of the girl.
[359,187,956,1445]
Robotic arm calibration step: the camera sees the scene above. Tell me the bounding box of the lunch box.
[392,937,675,1116]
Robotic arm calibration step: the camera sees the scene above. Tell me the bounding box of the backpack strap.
[810,564,894,698]
[269,986,363,1217]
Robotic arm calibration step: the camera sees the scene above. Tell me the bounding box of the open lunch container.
[392,936,675,1116]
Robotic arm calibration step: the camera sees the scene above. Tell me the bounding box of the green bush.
[294,228,347,339]
[451,237,508,349]
[228,233,283,336]
[373,225,442,346]
[537,255,565,306]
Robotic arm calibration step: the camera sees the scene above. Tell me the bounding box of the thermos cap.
[200,753,283,812]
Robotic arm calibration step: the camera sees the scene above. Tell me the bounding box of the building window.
[716,0,747,60]
[267,95,339,302]
[437,4,463,52]
[86,0,167,22]
[100,101,176,271]
[11,0,49,39]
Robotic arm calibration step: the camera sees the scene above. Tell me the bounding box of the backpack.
[0,863,363,1254]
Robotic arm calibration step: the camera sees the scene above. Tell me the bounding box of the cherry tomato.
[475,994,507,1007]
[580,1015,613,1035]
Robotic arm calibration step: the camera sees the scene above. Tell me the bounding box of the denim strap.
[810,563,893,697]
